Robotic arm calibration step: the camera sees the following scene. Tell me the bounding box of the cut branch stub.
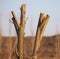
[11,11,20,29]
[20,4,26,25]
[40,12,44,22]
[32,13,50,59]
[11,11,20,38]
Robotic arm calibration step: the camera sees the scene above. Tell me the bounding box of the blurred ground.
[0,34,60,59]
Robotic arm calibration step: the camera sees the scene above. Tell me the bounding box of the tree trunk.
[18,4,26,59]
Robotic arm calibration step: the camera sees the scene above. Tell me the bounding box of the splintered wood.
[32,13,50,59]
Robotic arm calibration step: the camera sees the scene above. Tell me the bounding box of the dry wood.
[11,4,26,59]
[11,4,50,59]
[11,11,20,37]
[32,13,50,59]
[18,4,26,59]
[11,11,20,29]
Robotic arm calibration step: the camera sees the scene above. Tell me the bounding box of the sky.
[0,0,60,36]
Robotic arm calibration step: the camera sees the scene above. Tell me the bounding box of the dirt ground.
[0,34,60,59]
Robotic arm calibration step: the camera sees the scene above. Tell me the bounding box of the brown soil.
[0,34,60,59]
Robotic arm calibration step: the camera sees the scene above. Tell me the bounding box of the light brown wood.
[11,4,50,59]
[18,4,26,59]
[11,4,26,59]
[11,11,20,29]
[32,13,50,59]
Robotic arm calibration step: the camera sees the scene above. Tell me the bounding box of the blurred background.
[0,0,60,36]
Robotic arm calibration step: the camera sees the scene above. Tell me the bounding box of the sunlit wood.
[32,13,50,59]
[11,4,26,59]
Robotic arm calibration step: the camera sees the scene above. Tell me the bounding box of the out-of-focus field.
[0,34,60,59]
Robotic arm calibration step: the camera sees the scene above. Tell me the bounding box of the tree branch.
[32,13,50,59]
[11,11,20,37]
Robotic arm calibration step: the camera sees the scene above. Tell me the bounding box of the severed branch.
[11,11,20,58]
[11,11,20,37]
[11,11,20,29]
[32,13,50,59]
